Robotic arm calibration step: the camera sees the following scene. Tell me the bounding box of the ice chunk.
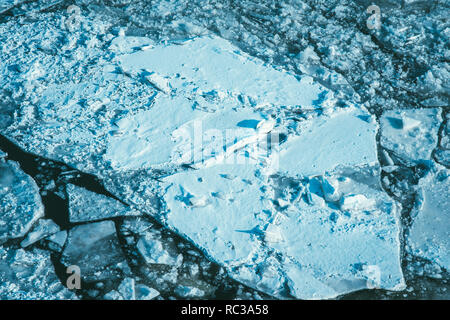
[118,277,136,300]
[380,108,442,163]
[105,94,269,170]
[103,290,123,300]
[174,285,205,298]
[67,183,140,223]
[271,167,405,298]
[135,284,160,300]
[44,230,67,252]
[118,36,332,108]
[164,164,266,266]
[0,246,75,299]
[109,36,154,54]
[163,163,405,299]
[20,219,60,247]
[408,164,450,270]
[0,161,44,244]
[61,221,130,282]
[278,108,378,177]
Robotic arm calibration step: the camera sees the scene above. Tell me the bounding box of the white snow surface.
[118,36,332,108]
[380,108,442,163]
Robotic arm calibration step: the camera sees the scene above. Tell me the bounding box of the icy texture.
[118,36,332,108]
[380,108,442,163]
[67,183,140,223]
[164,162,405,298]
[135,284,160,300]
[0,246,75,299]
[278,108,378,176]
[44,230,67,252]
[20,219,60,247]
[408,164,450,270]
[1,3,445,298]
[0,160,44,244]
[137,233,182,266]
[61,221,131,282]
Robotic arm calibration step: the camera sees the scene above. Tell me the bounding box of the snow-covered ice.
[118,36,333,108]
[20,218,59,247]
[408,164,450,271]
[61,221,131,282]
[67,183,140,223]
[380,108,442,163]
[0,2,447,299]
[163,161,405,298]
[0,160,44,244]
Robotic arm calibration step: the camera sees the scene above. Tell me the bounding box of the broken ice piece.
[0,246,75,299]
[109,36,154,54]
[272,167,405,298]
[163,164,267,266]
[340,194,376,211]
[0,161,44,244]
[43,230,67,252]
[174,285,205,298]
[21,218,60,247]
[277,108,378,177]
[380,108,442,163]
[408,164,450,271]
[137,233,180,265]
[135,284,160,300]
[103,290,123,300]
[61,221,131,282]
[67,183,140,223]
[145,72,172,94]
[118,277,136,300]
[105,95,268,170]
[0,150,6,159]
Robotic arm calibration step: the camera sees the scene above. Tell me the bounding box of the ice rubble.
[0,246,75,299]
[380,108,442,163]
[117,36,331,108]
[408,164,449,271]
[111,36,404,298]
[67,183,140,223]
[0,160,44,244]
[1,33,408,298]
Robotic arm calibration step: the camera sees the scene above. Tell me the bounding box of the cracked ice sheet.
[163,108,405,299]
[1,34,404,298]
[408,164,450,270]
[118,35,333,108]
[380,108,442,163]
[105,95,269,170]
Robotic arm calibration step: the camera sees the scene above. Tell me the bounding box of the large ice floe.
[0,35,407,298]
[0,160,44,244]
[407,163,449,271]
